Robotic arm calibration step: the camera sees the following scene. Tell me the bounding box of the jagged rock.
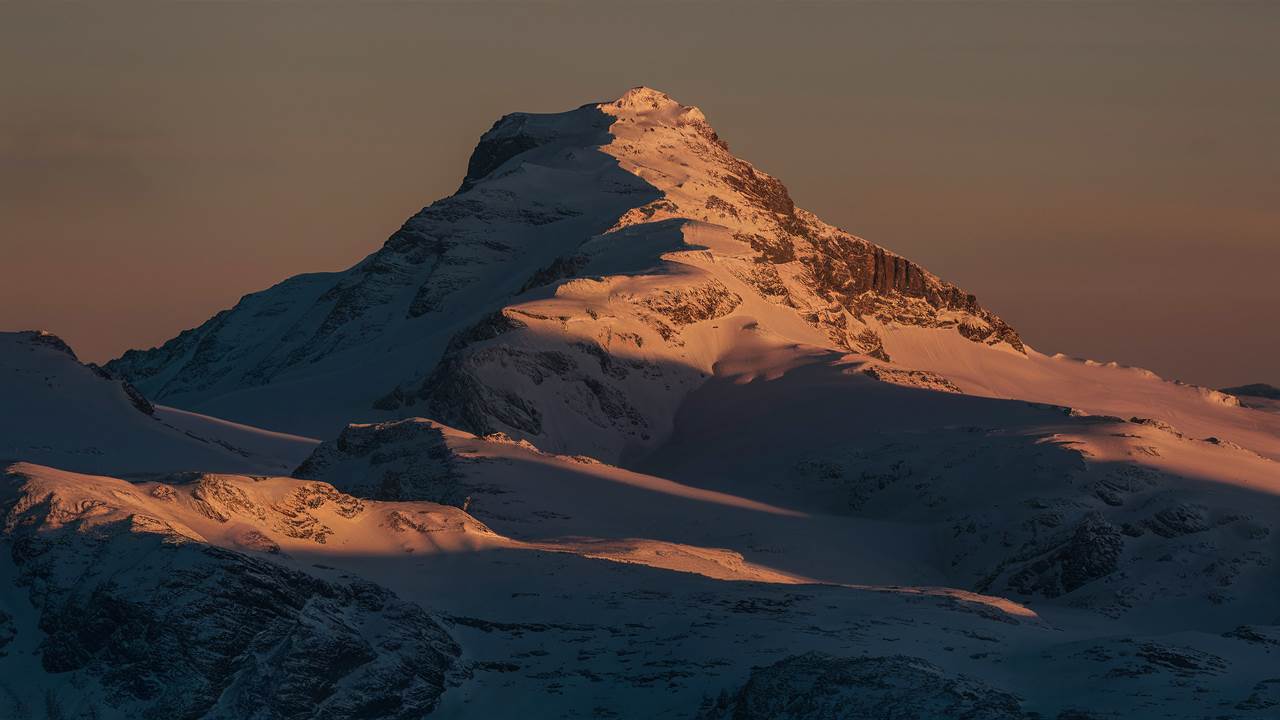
[192,474,267,522]
[862,364,961,393]
[269,482,365,544]
[635,280,742,328]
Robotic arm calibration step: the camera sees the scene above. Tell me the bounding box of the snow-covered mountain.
[5,88,1280,719]
[105,88,1276,470]
[105,87,1020,449]
[0,331,315,475]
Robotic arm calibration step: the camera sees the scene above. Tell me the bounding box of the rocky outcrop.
[0,609,14,657]
[862,364,962,393]
[635,280,742,332]
[1008,513,1124,598]
[696,652,1030,720]
[1144,503,1212,538]
[19,330,78,360]
[293,418,465,504]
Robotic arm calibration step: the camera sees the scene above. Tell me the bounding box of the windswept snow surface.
[4,88,1280,719]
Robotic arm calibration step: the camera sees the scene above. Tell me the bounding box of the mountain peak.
[601,86,712,133]
[614,85,678,104]
[607,86,690,112]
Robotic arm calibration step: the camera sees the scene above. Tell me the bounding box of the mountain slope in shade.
[293,413,1279,621]
[0,331,316,474]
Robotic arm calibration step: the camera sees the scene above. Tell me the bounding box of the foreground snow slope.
[6,402,1280,720]
[0,331,315,474]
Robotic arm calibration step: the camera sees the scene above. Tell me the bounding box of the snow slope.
[0,331,315,474]
[5,396,1279,719]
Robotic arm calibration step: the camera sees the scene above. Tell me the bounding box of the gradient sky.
[2,1,1277,388]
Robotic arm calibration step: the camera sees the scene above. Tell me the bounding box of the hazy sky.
[2,2,1277,388]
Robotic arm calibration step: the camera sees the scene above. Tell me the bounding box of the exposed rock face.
[861,364,962,393]
[635,280,742,331]
[105,87,1021,448]
[293,418,465,504]
[0,609,14,656]
[2,469,460,720]
[1008,513,1124,598]
[696,652,1030,720]
[1144,503,1212,538]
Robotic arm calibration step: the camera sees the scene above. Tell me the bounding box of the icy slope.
[0,331,314,474]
